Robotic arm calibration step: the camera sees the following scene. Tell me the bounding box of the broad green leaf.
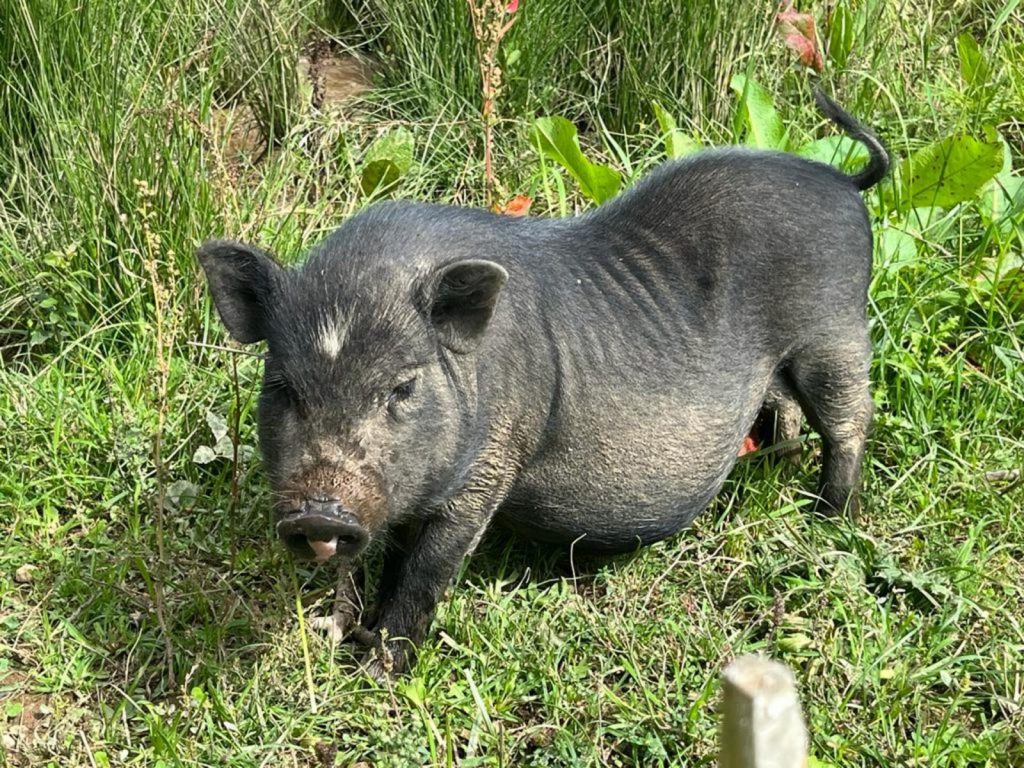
[796,136,869,171]
[956,33,989,88]
[827,1,855,70]
[982,128,1014,173]
[973,251,1024,307]
[399,677,428,707]
[876,205,954,274]
[531,116,622,204]
[898,135,1002,210]
[360,127,415,196]
[206,411,228,443]
[652,101,701,160]
[876,207,956,275]
[192,445,217,464]
[978,172,1024,230]
[905,205,955,244]
[729,73,786,150]
[975,131,1020,231]
[777,632,814,653]
[878,226,918,273]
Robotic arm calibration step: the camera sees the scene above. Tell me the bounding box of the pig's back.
[492,150,871,550]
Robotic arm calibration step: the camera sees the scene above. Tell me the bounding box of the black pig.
[198,90,888,677]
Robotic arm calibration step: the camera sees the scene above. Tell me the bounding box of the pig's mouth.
[276,509,369,563]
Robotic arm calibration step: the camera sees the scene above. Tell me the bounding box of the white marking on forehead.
[316,314,348,359]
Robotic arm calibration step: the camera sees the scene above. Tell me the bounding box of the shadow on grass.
[28,446,827,702]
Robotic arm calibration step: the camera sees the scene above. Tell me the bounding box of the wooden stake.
[720,655,808,768]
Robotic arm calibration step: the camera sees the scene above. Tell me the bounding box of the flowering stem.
[467,0,517,206]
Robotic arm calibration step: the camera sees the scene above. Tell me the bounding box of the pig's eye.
[386,377,417,411]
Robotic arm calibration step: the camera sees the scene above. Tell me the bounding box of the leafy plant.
[730,73,787,150]
[897,135,1003,210]
[776,2,823,72]
[192,411,253,466]
[360,127,416,197]
[956,33,990,90]
[978,143,1024,234]
[652,101,702,160]
[795,135,869,168]
[721,76,1013,280]
[530,116,622,204]
[826,0,855,70]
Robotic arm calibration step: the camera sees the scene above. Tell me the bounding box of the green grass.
[2,0,1023,765]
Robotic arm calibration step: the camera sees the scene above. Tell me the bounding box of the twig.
[143,242,177,688]
[229,352,241,570]
[137,177,178,689]
[185,339,266,358]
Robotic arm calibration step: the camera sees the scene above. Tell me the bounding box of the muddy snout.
[276,498,369,562]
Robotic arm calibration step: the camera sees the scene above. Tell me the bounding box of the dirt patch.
[0,670,52,763]
[210,104,265,162]
[299,49,374,110]
[209,49,374,169]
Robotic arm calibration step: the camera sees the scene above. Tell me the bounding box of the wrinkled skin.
[198,90,887,677]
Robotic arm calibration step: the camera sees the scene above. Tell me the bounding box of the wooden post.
[720,655,808,768]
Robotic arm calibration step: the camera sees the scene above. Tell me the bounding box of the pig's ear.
[429,259,508,353]
[197,240,280,344]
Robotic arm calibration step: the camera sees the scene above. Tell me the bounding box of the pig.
[198,89,888,677]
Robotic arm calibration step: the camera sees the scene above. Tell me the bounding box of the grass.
[1,0,1023,765]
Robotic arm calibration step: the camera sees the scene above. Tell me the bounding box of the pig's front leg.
[309,565,361,643]
[362,502,495,679]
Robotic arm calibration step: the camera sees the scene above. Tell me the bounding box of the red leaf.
[776,3,823,72]
[738,434,760,457]
[493,194,532,217]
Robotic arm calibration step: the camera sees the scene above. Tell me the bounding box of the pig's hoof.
[309,614,353,643]
[811,491,860,519]
[358,636,410,681]
[361,655,392,682]
[360,647,398,682]
[348,624,378,647]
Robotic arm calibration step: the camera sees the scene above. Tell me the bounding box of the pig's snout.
[276,498,369,562]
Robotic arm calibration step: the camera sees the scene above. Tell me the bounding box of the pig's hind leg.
[758,378,804,461]
[784,331,872,516]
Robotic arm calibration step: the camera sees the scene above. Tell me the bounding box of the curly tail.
[813,87,889,191]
